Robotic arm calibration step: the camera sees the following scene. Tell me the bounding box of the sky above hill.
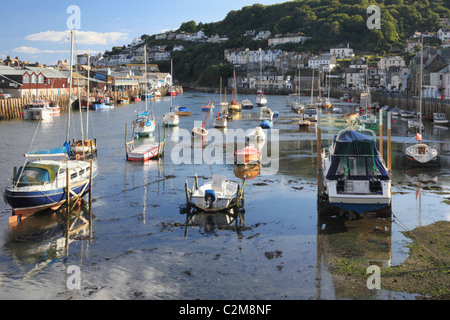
[2,0,285,65]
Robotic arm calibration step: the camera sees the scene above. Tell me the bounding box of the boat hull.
[127,144,163,161]
[4,179,92,218]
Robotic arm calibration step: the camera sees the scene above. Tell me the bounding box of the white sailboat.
[162,59,180,127]
[403,36,440,165]
[134,45,156,137]
[256,48,267,106]
[213,77,228,128]
[292,69,305,114]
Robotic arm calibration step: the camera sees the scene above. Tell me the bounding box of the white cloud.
[13,46,68,54]
[25,30,129,45]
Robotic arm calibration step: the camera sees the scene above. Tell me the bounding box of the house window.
[23,74,30,84]
[31,74,37,84]
[38,74,44,84]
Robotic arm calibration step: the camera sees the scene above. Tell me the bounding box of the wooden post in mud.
[387,111,392,176]
[379,110,383,159]
[65,168,70,256]
[316,109,323,195]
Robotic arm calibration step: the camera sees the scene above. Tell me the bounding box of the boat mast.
[144,44,148,113]
[66,30,74,142]
[87,49,90,139]
[419,36,423,137]
[170,59,173,112]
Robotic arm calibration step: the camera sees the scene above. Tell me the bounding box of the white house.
[377,56,405,70]
[330,44,354,58]
[437,28,450,43]
[268,33,310,46]
[308,54,336,71]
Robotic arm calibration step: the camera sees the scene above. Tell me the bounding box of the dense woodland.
[137,0,450,86]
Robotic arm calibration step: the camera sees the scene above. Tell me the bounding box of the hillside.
[142,0,450,86]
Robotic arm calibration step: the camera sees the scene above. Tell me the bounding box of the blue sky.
[2,0,285,65]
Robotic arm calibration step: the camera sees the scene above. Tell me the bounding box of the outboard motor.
[204,189,216,209]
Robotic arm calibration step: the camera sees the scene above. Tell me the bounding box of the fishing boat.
[320,125,391,214]
[48,101,61,115]
[22,100,53,120]
[134,45,156,137]
[175,106,191,116]
[433,113,449,125]
[162,60,180,127]
[4,30,98,219]
[403,37,440,166]
[235,146,260,165]
[241,98,253,109]
[92,97,114,110]
[260,107,274,121]
[299,117,311,128]
[187,175,244,212]
[141,93,153,101]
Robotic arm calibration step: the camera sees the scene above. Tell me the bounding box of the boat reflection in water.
[180,203,246,238]
[4,200,93,277]
[316,198,392,299]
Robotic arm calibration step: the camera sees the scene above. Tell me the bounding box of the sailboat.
[193,98,213,138]
[213,77,228,128]
[228,67,241,111]
[255,48,267,106]
[403,36,440,165]
[134,45,156,137]
[72,50,97,157]
[4,30,98,218]
[162,59,180,127]
[322,71,332,109]
[292,69,305,114]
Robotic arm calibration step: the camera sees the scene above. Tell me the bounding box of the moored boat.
[175,106,191,116]
[433,113,449,125]
[320,125,391,214]
[188,175,244,212]
[22,100,53,120]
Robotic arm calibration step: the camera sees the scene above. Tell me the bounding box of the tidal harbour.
[0,92,449,300]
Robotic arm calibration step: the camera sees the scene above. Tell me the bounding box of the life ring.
[170,116,174,120]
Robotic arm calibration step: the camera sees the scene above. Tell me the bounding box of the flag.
[416,133,422,141]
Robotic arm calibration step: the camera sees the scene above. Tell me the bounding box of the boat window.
[14,166,52,186]
[79,169,85,176]
[59,169,66,175]
[71,172,77,179]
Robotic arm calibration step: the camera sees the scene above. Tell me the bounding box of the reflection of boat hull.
[234,146,260,165]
